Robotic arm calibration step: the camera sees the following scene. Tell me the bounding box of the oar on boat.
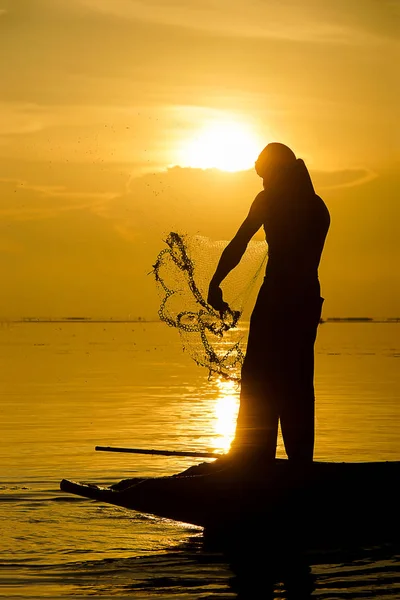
[95,446,223,459]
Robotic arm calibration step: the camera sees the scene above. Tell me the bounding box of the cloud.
[77,0,396,44]
[90,165,379,246]
[0,104,52,136]
[0,177,115,221]
[0,162,383,231]
[0,103,173,167]
[0,102,136,137]
[0,158,391,255]
[0,162,398,318]
[312,168,378,190]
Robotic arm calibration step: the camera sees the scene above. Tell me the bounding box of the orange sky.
[0,0,399,319]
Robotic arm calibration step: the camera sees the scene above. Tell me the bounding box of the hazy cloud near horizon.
[0,165,399,319]
[0,162,379,224]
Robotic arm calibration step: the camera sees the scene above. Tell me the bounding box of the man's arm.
[208,192,265,313]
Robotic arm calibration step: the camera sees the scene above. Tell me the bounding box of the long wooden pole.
[95,446,223,459]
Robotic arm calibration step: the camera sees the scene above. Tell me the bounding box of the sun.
[178,120,264,172]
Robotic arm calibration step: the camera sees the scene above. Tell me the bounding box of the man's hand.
[207,284,230,318]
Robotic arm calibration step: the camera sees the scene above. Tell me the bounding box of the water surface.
[1,322,399,598]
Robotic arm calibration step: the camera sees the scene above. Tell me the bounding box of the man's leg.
[279,298,322,463]
[280,399,315,463]
[234,371,280,460]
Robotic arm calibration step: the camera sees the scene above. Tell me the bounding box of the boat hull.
[60,460,400,545]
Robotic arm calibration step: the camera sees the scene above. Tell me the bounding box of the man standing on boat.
[208,143,330,463]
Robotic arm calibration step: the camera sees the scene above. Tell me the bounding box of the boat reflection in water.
[157,535,317,599]
[201,534,399,599]
[229,551,315,598]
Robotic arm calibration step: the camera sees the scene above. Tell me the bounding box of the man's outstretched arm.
[208,193,265,313]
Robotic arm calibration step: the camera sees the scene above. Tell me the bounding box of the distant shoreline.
[324,317,400,323]
[1,317,399,324]
[2,319,156,324]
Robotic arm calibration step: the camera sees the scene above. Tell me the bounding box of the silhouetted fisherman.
[208,143,330,463]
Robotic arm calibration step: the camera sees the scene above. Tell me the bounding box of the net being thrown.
[152,232,267,382]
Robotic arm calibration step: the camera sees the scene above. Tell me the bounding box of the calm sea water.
[1,321,399,598]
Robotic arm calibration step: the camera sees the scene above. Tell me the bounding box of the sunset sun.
[179,121,264,172]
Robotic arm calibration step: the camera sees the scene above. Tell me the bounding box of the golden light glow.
[213,379,240,453]
[179,120,264,172]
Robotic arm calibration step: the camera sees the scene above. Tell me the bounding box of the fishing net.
[152,232,268,382]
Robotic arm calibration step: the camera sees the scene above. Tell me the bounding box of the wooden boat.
[60,459,400,546]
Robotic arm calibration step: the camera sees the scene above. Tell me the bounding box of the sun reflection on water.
[213,379,240,453]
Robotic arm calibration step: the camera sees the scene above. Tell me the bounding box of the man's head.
[255,143,296,180]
